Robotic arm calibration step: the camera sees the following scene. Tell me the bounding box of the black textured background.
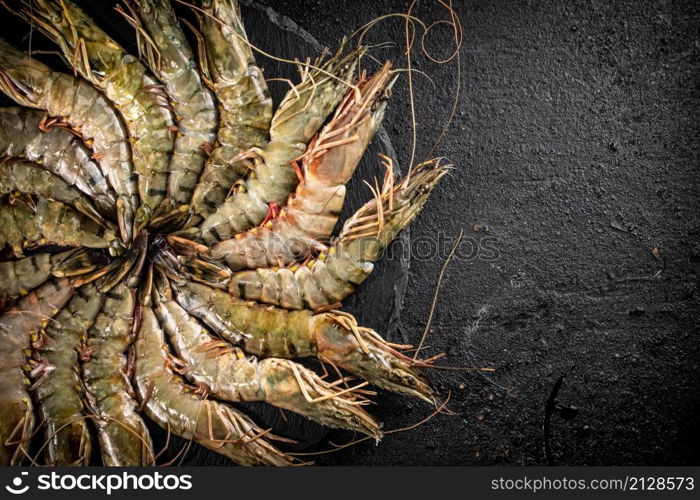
[3,0,700,466]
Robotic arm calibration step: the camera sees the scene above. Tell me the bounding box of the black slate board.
[1,0,699,466]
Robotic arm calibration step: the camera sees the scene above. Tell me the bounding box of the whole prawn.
[174,281,434,403]
[0,278,76,465]
[32,283,103,465]
[0,107,116,217]
[228,159,449,311]
[0,37,138,241]
[135,276,292,466]
[15,0,176,216]
[80,282,153,466]
[190,0,273,220]
[152,271,381,438]
[198,44,362,242]
[123,0,218,210]
[209,62,395,270]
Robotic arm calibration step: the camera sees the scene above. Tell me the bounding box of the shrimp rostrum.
[0,0,454,466]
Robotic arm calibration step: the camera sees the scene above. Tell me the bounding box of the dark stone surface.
[2,0,699,465]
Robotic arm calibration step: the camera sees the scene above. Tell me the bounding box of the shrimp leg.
[190,0,272,220]
[152,274,381,438]
[0,278,75,465]
[12,0,176,215]
[135,303,292,466]
[228,159,449,310]
[174,282,434,403]
[81,283,153,466]
[0,38,137,241]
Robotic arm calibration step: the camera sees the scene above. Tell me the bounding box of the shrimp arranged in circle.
[0,0,456,466]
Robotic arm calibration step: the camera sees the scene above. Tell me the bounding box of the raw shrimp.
[0,197,118,257]
[81,283,153,466]
[190,0,272,219]
[14,0,176,213]
[0,249,104,306]
[33,283,103,465]
[124,0,217,208]
[199,44,362,242]
[0,278,75,465]
[174,281,434,403]
[152,273,381,438]
[135,303,292,466]
[210,63,395,270]
[228,159,449,311]
[0,107,115,216]
[0,0,455,466]
[0,38,138,240]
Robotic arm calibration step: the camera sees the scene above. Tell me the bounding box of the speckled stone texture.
[255,0,700,466]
